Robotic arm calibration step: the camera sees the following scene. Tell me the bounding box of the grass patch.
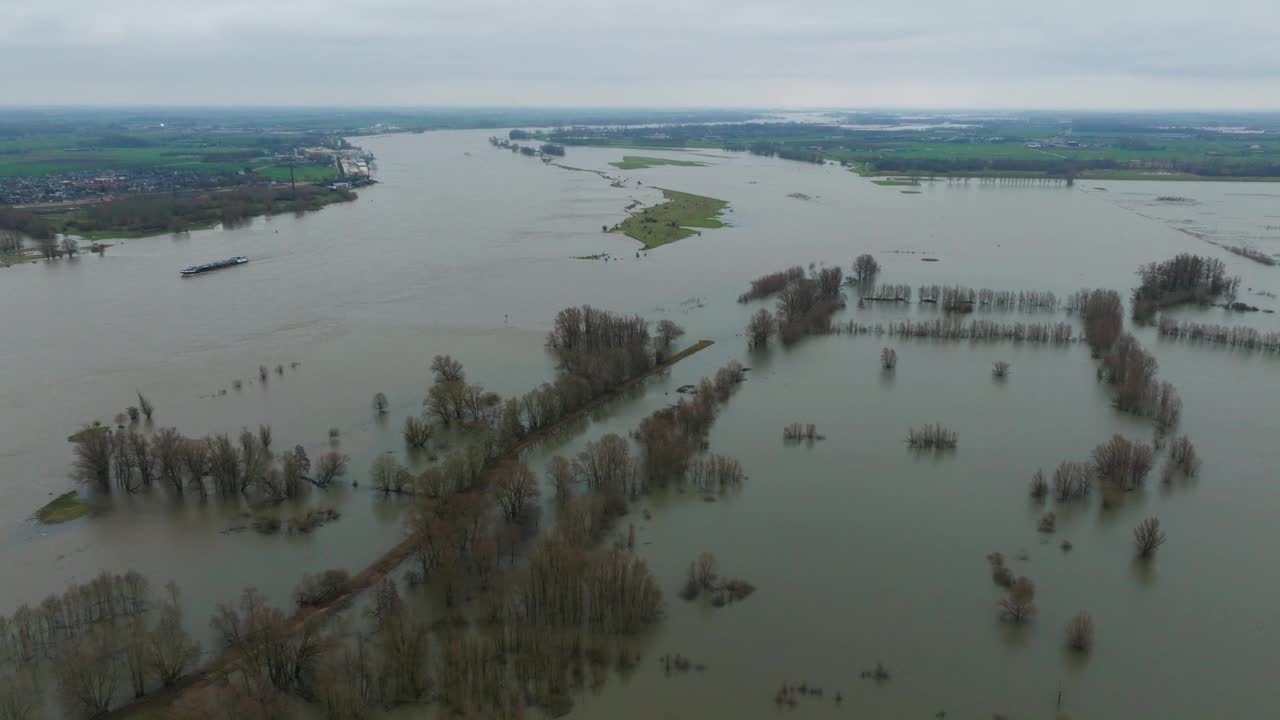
[1,252,39,267]
[613,189,728,249]
[67,424,109,443]
[609,156,707,170]
[36,491,90,524]
[872,178,921,187]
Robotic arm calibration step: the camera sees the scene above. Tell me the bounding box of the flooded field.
[2,129,1278,718]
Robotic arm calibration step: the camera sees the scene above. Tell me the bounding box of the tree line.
[0,572,199,718]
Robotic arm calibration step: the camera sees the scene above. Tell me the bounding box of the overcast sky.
[3,0,1277,109]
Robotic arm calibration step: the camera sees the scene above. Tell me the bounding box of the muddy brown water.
[2,129,1278,718]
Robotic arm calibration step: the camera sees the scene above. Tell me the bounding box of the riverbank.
[109,338,715,720]
[30,183,360,240]
[613,189,728,249]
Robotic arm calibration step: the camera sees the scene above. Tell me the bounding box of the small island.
[609,156,707,170]
[612,189,728,249]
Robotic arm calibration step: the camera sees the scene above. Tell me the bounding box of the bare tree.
[992,361,1010,378]
[546,455,575,503]
[1134,516,1166,558]
[129,430,155,489]
[1092,434,1154,491]
[430,354,465,384]
[402,415,433,448]
[182,439,210,496]
[694,552,718,589]
[1029,469,1048,500]
[1037,512,1056,533]
[493,461,540,523]
[0,674,36,720]
[148,582,200,687]
[314,452,349,487]
[370,455,411,494]
[998,577,1037,623]
[152,428,185,493]
[71,425,113,490]
[905,423,957,449]
[573,433,636,499]
[52,629,119,717]
[881,347,897,370]
[852,254,880,283]
[746,308,776,349]
[654,319,685,351]
[256,424,273,453]
[137,393,155,421]
[1066,612,1094,653]
[372,392,389,415]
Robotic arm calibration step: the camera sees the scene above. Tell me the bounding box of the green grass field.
[613,188,728,249]
[608,156,708,170]
[255,164,339,182]
[36,491,90,524]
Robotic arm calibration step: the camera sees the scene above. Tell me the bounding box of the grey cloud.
[1,0,1277,107]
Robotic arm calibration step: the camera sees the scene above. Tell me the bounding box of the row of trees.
[917,286,1059,312]
[1156,318,1280,354]
[0,573,199,718]
[1097,334,1183,432]
[1067,288,1123,354]
[1032,432,1199,508]
[833,318,1075,344]
[71,422,348,500]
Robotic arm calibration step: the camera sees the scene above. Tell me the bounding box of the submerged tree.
[493,460,540,523]
[654,319,685,351]
[852,254,880,283]
[314,451,349,487]
[72,425,114,490]
[998,577,1037,623]
[430,354,465,384]
[747,308,777,349]
[1134,516,1167,558]
[137,393,155,421]
[403,415,433,448]
[372,392,389,415]
[1066,611,1095,653]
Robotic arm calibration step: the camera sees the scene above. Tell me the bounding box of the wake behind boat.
[180,256,249,276]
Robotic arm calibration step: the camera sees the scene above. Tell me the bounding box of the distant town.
[0,146,374,206]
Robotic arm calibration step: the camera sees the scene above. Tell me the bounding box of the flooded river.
[1,129,1278,718]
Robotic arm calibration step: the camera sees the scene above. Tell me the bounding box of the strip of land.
[612,189,728,249]
[609,156,707,170]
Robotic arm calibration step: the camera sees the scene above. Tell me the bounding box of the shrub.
[1134,516,1166,558]
[1029,469,1048,500]
[906,423,957,449]
[1066,612,1094,652]
[1037,512,1056,533]
[998,577,1036,623]
[294,569,352,607]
